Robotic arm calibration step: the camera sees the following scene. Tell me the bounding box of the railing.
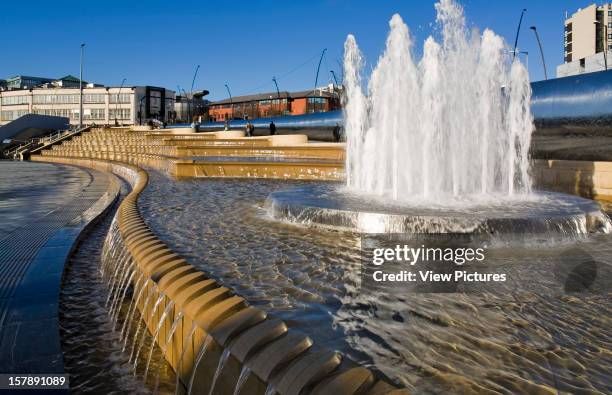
[2,126,89,160]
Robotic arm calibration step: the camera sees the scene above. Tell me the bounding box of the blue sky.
[1,0,590,100]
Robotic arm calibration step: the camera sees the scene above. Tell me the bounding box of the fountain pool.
[267,184,611,235]
[137,171,612,393]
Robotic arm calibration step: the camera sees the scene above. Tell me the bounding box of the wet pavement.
[0,161,115,374]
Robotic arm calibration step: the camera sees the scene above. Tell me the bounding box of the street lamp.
[594,20,608,70]
[115,78,127,126]
[530,26,548,80]
[79,43,85,128]
[190,65,200,122]
[314,48,327,90]
[512,9,527,61]
[272,76,281,116]
[330,70,339,87]
[224,83,233,120]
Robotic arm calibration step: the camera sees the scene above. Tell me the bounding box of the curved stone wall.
[31,155,406,395]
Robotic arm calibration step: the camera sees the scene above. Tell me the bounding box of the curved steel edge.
[30,155,408,395]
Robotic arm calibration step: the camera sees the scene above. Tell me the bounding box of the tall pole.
[512,9,527,61]
[224,83,233,119]
[314,48,327,91]
[595,21,608,70]
[272,76,280,116]
[330,70,339,87]
[115,78,126,125]
[190,65,200,122]
[79,43,85,128]
[530,26,548,80]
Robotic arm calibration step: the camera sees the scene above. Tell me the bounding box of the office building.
[0,83,175,126]
[558,3,612,77]
[208,85,341,122]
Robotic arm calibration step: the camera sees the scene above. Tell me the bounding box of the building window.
[1,95,29,105]
[109,93,131,104]
[33,108,73,118]
[83,108,105,120]
[83,94,105,103]
[1,111,14,121]
[608,33,612,40]
[307,97,327,113]
[109,108,130,120]
[609,10,612,16]
[0,110,28,121]
[33,94,80,104]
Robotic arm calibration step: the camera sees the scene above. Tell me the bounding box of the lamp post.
[512,9,527,61]
[79,43,85,128]
[314,48,327,91]
[190,65,200,122]
[530,26,548,80]
[272,76,281,116]
[594,20,608,70]
[330,70,339,87]
[115,78,127,126]
[224,83,233,120]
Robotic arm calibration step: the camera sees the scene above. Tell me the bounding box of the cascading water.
[207,348,232,395]
[343,0,533,203]
[233,366,251,395]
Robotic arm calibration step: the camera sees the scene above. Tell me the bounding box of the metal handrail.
[3,126,90,160]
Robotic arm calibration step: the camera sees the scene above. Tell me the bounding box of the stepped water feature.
[25,1,610,393]
[268,0,612,235]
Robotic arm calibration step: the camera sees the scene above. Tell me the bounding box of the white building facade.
[0,85,175,126]
[558,3,612,77]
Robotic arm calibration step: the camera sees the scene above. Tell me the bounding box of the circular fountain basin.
[266,184,611,235]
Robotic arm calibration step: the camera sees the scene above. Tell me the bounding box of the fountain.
[51,1,611,393]
[268,0,611,235]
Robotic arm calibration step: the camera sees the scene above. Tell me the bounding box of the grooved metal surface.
[0,161,114,373]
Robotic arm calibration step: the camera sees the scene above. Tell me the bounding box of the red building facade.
[208,88,340,122]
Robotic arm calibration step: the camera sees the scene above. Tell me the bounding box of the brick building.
[208,86,340,122]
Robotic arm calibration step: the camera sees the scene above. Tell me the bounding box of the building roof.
[6,75,53,82]
[57,75,81,82]
[210,88,338,106]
